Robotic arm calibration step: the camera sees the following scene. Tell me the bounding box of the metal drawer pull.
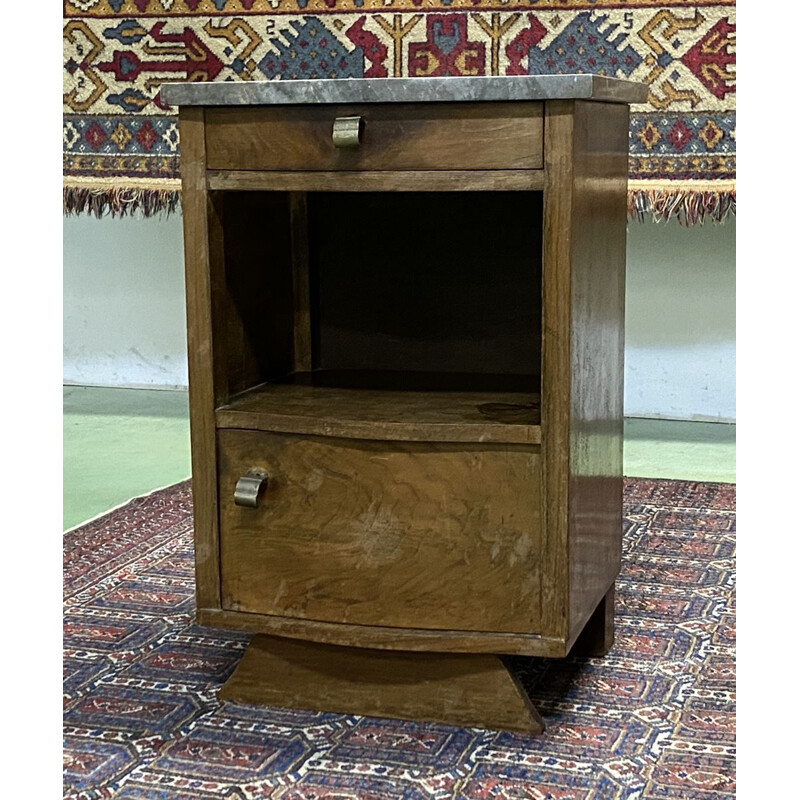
[332,116,364,148]
[234,469,269,508]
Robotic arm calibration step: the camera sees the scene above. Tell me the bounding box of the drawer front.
[218,429,542,633]
[204,103,544,172]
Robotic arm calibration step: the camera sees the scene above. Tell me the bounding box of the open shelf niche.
[212,189,544,445]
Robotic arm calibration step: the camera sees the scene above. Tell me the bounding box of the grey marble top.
[161,75,648,108]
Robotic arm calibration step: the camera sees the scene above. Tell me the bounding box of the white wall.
[63,214,188,389]
[63,213,735,420]
[624,219,735,421]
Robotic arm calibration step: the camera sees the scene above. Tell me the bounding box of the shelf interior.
[212,190,544,446]
[217,370,541,445]
[309,192,542,379]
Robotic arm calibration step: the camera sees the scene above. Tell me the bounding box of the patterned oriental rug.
[63,2,735,225]
[63,478,735,799]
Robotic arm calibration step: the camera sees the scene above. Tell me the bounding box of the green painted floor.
[623,417,736,484]
[63,386,192,531]
[63,386,735,531]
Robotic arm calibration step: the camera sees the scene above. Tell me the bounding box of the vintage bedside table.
[161,74,648,734]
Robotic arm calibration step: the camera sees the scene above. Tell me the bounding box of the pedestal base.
[218,634,545,733]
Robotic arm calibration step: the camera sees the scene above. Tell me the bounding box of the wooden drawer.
[204,103,544,172]
[218,429,543,633]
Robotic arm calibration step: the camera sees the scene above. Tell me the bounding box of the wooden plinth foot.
[218,634,545,734]
[571,583,615,657]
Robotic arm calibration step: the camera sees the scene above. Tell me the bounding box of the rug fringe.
[64,183,736,225]
[627,186,736,225]
[63,185,181,219]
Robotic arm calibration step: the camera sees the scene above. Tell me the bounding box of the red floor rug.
[64,478,735,799]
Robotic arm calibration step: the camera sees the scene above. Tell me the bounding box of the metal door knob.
[234,469,269,508]
[332,116,364,148]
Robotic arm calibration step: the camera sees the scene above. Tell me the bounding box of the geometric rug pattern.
[64,478,735,799]
[63,1,735,223]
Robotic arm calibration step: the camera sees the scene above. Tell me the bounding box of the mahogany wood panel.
[289,192,312,373]
[569,583,615,657]
[204,103,544,172]
[539,102,573,640]
[198,608,567,657]
[178,96,630,713]
[179,107,223,610]
[207,170,544,193]
[217,382,541,444]
[564,101,627,650]
[218,634,545,733]
[218,429,543,633]
[541,100,627,648]
[216,191,296,397]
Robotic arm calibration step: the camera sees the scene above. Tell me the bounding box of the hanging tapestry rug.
[63,1,736,224]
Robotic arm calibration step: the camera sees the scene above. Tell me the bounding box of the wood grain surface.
[205,103,544,172]
[218,429,543,634]
[216,191,295,398]
[569,583,615,657]
[539,100,574,640]
[179,107,223,610]
[206,169,544,193]
[564,101,627,649]
[218,634,545,733]
[217,381,541,444]
[540,100,627,647]
[197,608,567,657]
[289,192,313,373]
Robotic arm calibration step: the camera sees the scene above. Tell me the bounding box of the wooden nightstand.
[162,75,647,733]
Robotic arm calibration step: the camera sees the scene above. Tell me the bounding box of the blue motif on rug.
[527,12,642,76]
[259,17,364,80]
